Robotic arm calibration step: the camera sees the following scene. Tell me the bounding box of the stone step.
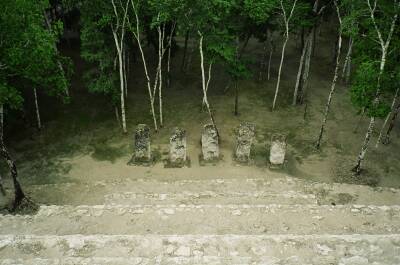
[1,204,399,235]
[0,234,399,264]
[25,177,400,206]
[103,190,317,205]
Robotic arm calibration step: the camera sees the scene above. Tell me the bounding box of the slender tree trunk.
[181,30,189,72]
[354,54,386,174]
[382,103,400,145]
[112,31,128,133]
[199,32,218,136]
[33,88,42,131]
[353,117,375,174]
[166,22,176,90]
[130,1,158,131]
[298,29,314,104]
[115,105,121,127]
[316,28,342,146]
[157,24,165,127]
[202,62,213,108]
[123,47,128,98]
[354,0,399,174]
[272,0,298,110]
[234,80,239,116]
[0,108,28,211]
[376,87,399,148]
[167,44,172,89]
[272,35,289,110]
[342,37,353,83]
[293,35,309,105]
[111,0,129,133]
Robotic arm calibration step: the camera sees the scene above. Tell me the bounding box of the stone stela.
[201,124,220,162]
[128,123,288,167]
[168,127,188,167]
[269,134,287,166]
[235,123,255,163]
[129,124,151,165]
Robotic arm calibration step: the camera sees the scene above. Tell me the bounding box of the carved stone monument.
[269,134,286,166]
[168,128,187,167]
[234,123,255,163]
[129,124,151,165]
[201,124,219,161]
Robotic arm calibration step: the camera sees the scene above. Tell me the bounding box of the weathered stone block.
[201,124,219,161]
[234,123,255,163]
[168,128,187,167]
[130,124,151,165]
[269,134,286,166]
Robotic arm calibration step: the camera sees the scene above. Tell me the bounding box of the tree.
[293,0,326,106]
[76,0,125,129]
[272,0,298,110]
[0,0,70,211]
[2,0,71,131]
[111,0,130,133]
[316,0,343,148]
[351,0,399,174]
[189,0,240,134]
[128,0,177,131]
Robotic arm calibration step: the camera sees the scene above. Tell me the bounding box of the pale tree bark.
[353,0,399,174]
[294,0,326,105]
[129,3,158,131]
[0,105,33,211]
[293,35,310,105]
[123,46,128,98]
[115,105,121,128]
[375,87,399,148]
[111,0,129,133]
[272,0,298,110]
[33,88,42,131]
[198,31,218,136]
[166,22,176,89]
[342,37,353,83]
[202,60,213,108]
[157,23,165,127]
[382,102,400,145]
[129,1,174,131]
[316,0,342,149]
[157,21,176,127]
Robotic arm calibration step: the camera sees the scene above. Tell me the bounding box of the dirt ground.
[1,22,400,203]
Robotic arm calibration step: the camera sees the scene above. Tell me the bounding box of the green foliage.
[0,0,71,108]
[77,0,120,105]
[351,62,391,118]
[345,0,400,119]
[244,0,277,24]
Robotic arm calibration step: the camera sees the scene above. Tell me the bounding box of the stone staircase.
[1,175,400,264]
